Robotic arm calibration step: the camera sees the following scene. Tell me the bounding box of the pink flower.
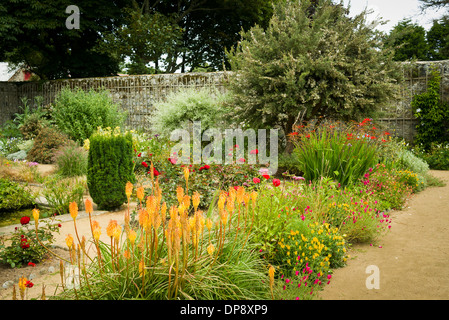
[238,158,246,163]
[168,157,177,164]
[253,177,261,184]
[250,149,259,154]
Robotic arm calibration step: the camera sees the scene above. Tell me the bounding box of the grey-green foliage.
[226,0,403,135]
[150,87,230,136]
[52,88,127,143]
[397,148,429,174]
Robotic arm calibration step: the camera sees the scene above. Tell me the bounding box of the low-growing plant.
[0,178,36,212]
[53,141,88,177]
[41,175,86,215]
[0,211,61,268]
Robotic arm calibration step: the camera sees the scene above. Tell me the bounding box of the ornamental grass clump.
[290,119,392,186]
[35,165,271,300]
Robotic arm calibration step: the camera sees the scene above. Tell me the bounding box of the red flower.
[137,153,142,157]
[250,149,259,154]
[204,164,210,169]
[253,177,261,184]
[384,131,390,135]
[28,262,36,267]
[306,134,310,139]
[263,174,270,180]
[153,168,160,176]
[289,132,299,136]
[273,179,281,187]
[25,281,34,288]
[141,161,148,168]
[20,216,30,225]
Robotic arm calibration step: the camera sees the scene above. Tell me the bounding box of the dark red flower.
[153,168,160,176]
[204,164,210,170]
[141,161,148,168]
[20,216,30,225]
[25,281,34,288]
[137,153,142,157]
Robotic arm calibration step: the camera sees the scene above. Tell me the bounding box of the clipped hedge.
[87,128,135,210]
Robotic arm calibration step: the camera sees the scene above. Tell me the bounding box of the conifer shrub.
[87,127,135,210]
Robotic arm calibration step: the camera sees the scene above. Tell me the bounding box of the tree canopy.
[225,0,403,141]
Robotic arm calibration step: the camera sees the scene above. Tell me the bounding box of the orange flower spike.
[217,192,226,211]
[85,198,93,214]
[91,220,100,230]
[236,186,245,204]
[206,218,213,232]
[183,195,191,210]
[250,191,258,207]
[125,181,133,200]
[192,191,200,211]
[69,201,78,220]
[161,202,167,221]
[269,265,275,288]
[176,186,184,205]
[106,220,118,238]
[136,186,145,202]
[183,166,189,182]
[226,197,234,213]
[138,209,148,228]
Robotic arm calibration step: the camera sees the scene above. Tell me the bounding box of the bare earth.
[1,167,449,300]
[319,170,449,300]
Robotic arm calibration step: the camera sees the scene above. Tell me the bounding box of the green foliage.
[397,148,429,174]
[14,97,50,140]
[412,68,449,151]
[150,87,230,137]
[291,120,383,186]
[41,176,86,215]
[0,216,60,268]
[385,19,429,61]
[87,128,135,210]
[414,142,449,170]
[0,178,35,211]
[427,17,449,60]
[53,140,88,177]
[226,0,402,137]
[26,126,69,164]
[52,88,127,143]
[0,0,126,79]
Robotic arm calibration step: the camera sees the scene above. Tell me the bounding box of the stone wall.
[1,61,449,141]
[0,72,228,131]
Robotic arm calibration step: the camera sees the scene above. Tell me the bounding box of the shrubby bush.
[150,87,230,137]
[27,126,69,164]
[0,178,36,211]
[53,140,88,177]
[52,88,127,143]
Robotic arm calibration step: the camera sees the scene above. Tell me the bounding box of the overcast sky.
[343,0,447,33]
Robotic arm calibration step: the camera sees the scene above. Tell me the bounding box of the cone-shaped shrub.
[87,127,135,210]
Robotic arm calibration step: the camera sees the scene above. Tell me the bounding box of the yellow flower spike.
[236,186,245,204]
[128,229,137,245]
[206,218,213,232]
[138,209,148,228]
[125,181,133,200]
[113,225,122,242]
[268,265,275,287]
[176,186,184,205]
[207,243,215,256]
[69,201,78,220]
[139,259,145,277]
[32,208,39,224]
[136,186,145,202]
[65,234,74,249]
[220,209,228,226]
[161,202,167,219]
[183,167,189,182]
[218,192,226,211]
[192,191,200,211]
[250,191,258,206]
[178,203,186,216]
[226,197,234,213]
[85,198,93,214]
[243,193,250,206]
[93,226,101,241]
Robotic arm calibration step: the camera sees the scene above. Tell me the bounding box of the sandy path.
[318,170,449,300]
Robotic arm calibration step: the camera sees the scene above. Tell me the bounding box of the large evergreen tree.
[385,19,429,61]
[427,17,449,60]
[0,0,129,80]
[226,0,403,144]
